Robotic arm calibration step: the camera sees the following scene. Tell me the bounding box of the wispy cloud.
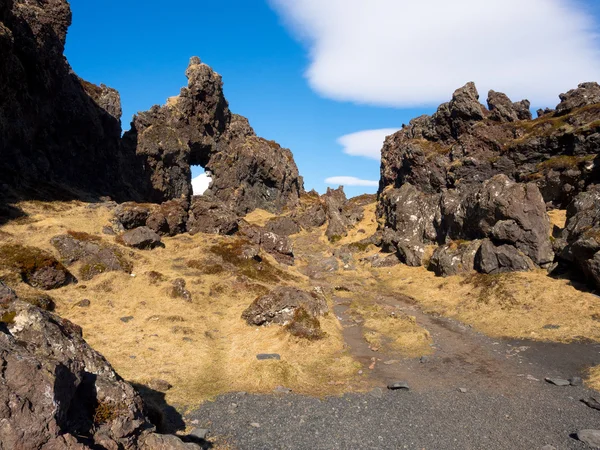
[325,176,379,187]
[338,128,399,160]
[270,0,600,107]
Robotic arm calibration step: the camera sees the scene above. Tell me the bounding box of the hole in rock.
[191,166,213,196]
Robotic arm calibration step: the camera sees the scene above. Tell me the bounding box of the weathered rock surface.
[238,221,294,266]
[51,233,132,280]
[123,59,303,212]
[0,244,75,290]
[187,196,239,236]
[323,187,364,241]
[380,82,600,209]
[1,0,304,219]
[120,227,162,250]
[378,174,553,273]
[242,287,328,326]
[0,0,141,201]
[559,186,600,289]
[0,298,198,449]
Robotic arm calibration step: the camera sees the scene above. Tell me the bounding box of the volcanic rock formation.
[0,296,199,449]
[1,0,303,218]
[377,82,600,275]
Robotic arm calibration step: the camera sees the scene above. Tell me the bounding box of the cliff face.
[0,0,143,201]
[0,0,303,215]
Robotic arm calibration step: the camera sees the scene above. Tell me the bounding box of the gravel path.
[187,298,600,449]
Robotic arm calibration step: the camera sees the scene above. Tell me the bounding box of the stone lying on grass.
[238,221,294,266]
[242,287,328,340]
[0,244,75,290]
[119,227,163,250]
[51,231,132,280]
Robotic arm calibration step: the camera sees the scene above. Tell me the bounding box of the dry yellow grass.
[587,366,600,391]
[548,209,567,232]
[0,201,360,407]
[243,208,279,227]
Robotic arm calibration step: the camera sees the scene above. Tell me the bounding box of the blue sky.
[65,0,600,198]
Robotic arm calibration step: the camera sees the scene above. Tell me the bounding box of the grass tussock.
[0,244,66,282]
[285,307,326,341]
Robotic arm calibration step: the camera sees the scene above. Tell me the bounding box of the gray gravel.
[188,384,599,449]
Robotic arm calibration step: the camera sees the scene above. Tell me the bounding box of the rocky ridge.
[377,82,600,278]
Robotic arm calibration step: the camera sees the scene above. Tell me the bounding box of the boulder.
[120,227,162,250]
[429,240,482,276]
[559,186,600,289]
[114,203,153,230]
[323,187,364,241]
[556,82,600,115]
[0,244,75,290]
[0,281,17,306]
[242,287,328,326]
[238,222,295,266]
[0,298,198,449]
[170,278,192,302]
[145,199,189,236]
[187,197,239,236]
[51,233,132,280]
[474,239,535,274]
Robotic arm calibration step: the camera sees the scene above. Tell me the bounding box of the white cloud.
[269,0,600,107]
[325,176,379,187]
[192,172,212,195]
[338,128,400,160]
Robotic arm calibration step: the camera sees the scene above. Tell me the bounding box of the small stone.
[542,324,560,330]
[189,428,209,440]
[102,226,116,236]
[120,316,134,323]
[387,381,410,391]
[577,430,600,448]
[545,377,570,386]
[569,376,583,386]
[370,387,384,399]
[250,422,261,428]
[77,299,91,307]
[383,360,399,365]
[458,388,468,393]
[147,379,172,392]
[256,353,280,360]
[583,397,600,411]
[273,386,292,394]
[420,356,429,364]
[526,375,540,382]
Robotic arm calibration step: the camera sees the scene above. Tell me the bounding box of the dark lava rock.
[559,186,600,289]
[429,240,482,276]
[238,221,294,266]
[264,216,301,236]
[362,253,402,268]
[145,198,189,236]
[0,0,143,201]
[0,281,17,306]
[378,173,553,274]
[22,293,56,312]
[379,82,600,209]
[323,187,364,242]
[120,227,162,250]
[170,278,192,302]
[51,233,132,280]
[242,286,328,326]
[257,354,281,361]
[120,316,134,323]
[187,197,239,236]
[292,191,328,231]
[387,381,410,390]
[0,244,75,290]
[0,298,197,449]
[124,59,303,213]
[114,203,153,230]
[77,299,91,308]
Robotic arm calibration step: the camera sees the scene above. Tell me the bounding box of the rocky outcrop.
[0,0,142,201]
[124,59,303,212]
[558,186,600,289]
[1,0,303,219]
[119,227,163,250]
[378,174,553,274]
[322,187,364,242]
[380,82,600,209]
[0,297,198,449]
[51,233,133,280]
[377,81,600,275]
[238,221,295,266]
